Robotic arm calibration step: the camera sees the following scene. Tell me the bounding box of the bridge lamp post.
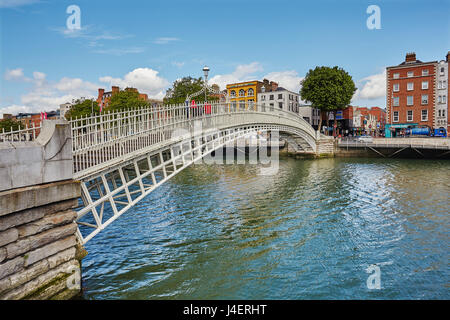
[203,66,210,102]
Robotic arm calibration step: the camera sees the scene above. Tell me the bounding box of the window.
[279,102,283,109]
[239,89,245,97]
[422,94,428,105]
[407,71,414,77]
[230,90,236,97]
[407,96,413,106]
[407,82,414,91]
[422,81,428,89]
[247,88,254,96]
[295,96,298,102]
[261,95,266,101]
[438,95,442,103]
[438,110,442,117]
[278,94,283,100]
[443,81,447,89]
[393,111,399,122]
[407,110,413,122]
[269,95,274,100]
[443,110,446,117]
[239,100,245,109]
[393,97,399,106]
[421,110,428,121]
[444,95,447,103]
[422,69,429,76]
[393,83,399,92]
[441,67,445,75]
[393,73,400,79]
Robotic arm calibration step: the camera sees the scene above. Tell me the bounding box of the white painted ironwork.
[70,101,320,244]
[0,123,41,143]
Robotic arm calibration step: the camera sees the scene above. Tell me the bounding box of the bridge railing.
[0,123,41,143]
[69,101,317,178]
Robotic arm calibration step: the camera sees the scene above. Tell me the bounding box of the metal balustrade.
[0,123,41,143]
[69,101,319,180]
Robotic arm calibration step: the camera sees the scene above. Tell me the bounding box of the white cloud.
[172,61,185,68]
[0,0,40,8]
[93,47,144,56]
[99,68,169,99]
[4,68,30,81]
[208,62,263,90]
[1,69,101,114]
[263,70,304,92]
[0,105,33,116]
[353,70,386,101]
[154,37,180,44]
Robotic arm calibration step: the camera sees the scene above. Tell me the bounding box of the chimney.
[98,88,105,101]
[405,52,416,63]
[270,81,278,91]
[112,86,120,94]
[446,51,450,62]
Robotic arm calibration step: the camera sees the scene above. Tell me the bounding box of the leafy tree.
[300,66,356,136]
[107,89,149,111]
[164,76,218,105]
[0,118,23,132]
[65,99,100,120]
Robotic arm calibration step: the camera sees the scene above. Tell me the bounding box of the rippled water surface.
[81,157,450,299]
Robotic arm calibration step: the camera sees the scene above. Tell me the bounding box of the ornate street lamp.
[185,66,228,104]
[203,66,210,101]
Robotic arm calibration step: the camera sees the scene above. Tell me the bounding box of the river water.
[81,157,449,299]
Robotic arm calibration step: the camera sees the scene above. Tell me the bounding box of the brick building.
[386,52,449,137]
[97,86,149,109]
[323,105,386,136]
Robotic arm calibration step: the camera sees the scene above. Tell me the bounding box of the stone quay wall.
[0,180,82,300]
[0,120,84,300]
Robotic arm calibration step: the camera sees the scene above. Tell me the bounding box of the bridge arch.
[68,102,322,243]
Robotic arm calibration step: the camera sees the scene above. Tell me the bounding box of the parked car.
[357,135,373,143]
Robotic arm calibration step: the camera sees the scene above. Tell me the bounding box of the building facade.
[258,82,299,111]
[436,58,448,130]
[386,52,449,137]
[226,80,265,109]
[97,86,149,109]
[297,102,320,128]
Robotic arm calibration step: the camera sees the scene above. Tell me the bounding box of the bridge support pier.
[0,120,85,300]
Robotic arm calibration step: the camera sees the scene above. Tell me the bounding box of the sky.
[0,0,449,115]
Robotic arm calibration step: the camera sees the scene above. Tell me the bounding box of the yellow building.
[226,80,264,109]
[226,79,279,110]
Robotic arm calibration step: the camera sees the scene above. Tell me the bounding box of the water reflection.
[81,157,450,299]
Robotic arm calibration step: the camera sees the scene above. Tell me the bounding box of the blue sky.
[0,0,449,115]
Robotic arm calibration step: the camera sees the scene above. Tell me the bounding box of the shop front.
[385,123,418,138]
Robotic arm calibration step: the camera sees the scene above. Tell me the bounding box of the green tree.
[65,99,100,120]
[164,76,218,105]
[107,89,149,111]
[0,118,23,132]
[300,66,356,136]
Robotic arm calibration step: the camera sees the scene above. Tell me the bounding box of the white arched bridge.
[1,102,330,244]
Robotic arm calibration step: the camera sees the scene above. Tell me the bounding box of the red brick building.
[97,86,149,109]
[386,52,449,137]
[324,105,386,136]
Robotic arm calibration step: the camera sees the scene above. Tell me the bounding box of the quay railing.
[338,137,450,150]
